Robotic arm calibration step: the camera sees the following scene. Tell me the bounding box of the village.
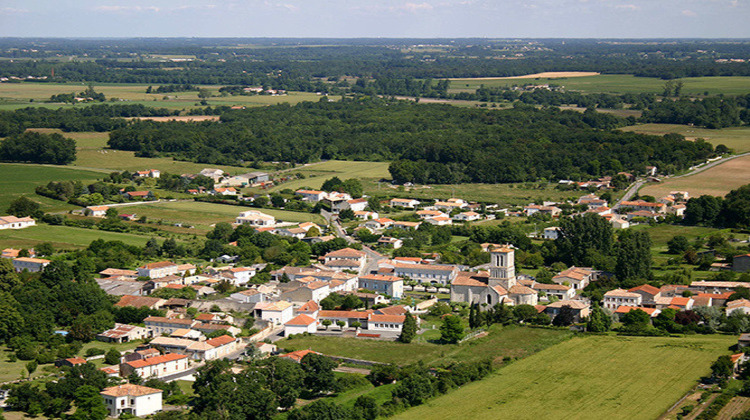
[3,162,750,418]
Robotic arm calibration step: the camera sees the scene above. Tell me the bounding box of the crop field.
[123,200,325,230]
[447,74,750,96]
[0,163,102,213]
[395,334,735,420]
[280,325,572,366]
[363,181,586,206]
[621,124,750,153]
[640,154,750,198]
[268,160,391,193]
[0,224,158,250]
[0,82,324,111]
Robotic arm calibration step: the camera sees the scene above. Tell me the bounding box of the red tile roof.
[205,335,235,347]
[124,353,187,369]
[286,314,317,326]
[279,349,318,362]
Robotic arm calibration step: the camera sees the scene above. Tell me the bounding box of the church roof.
[451,271,489,287]
[491,285,508,295]
[508,284,537,295]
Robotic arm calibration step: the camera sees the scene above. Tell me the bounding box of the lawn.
[639,154,750,198]
[0,224,159,250]
[395,334,735,420]
[280,324,572,366]
[0,82,323,111]
[123,201,326,231]
[364,181,586,206]
[621,124,750,153]
[0,163,102,213]
[447,74,750,96]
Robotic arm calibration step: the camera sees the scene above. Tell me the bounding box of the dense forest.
[0,131,76,165]
[106,99,716,183]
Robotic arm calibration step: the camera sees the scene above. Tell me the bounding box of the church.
[450,245,538,308]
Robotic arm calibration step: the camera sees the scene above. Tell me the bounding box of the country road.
[614,152,750,208]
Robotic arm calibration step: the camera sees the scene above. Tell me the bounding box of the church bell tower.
[488,246,516,290]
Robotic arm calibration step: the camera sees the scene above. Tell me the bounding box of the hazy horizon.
[1,0,748,39]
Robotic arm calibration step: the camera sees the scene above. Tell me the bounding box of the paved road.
[321,209,382,274]
[614,153,750,209]
[614,180,645,209]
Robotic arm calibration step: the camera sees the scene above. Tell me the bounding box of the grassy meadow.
[0,82,324,111]
[0,224,160,250]
[123,201,325,232]
[448,74,750,96]
[267,160,391,193]
[0,163,102,213]
[639,154,750,198]
[621,124,750,153]
[280,325,572,366]
[363,181,586,207]
[395,334,735,420]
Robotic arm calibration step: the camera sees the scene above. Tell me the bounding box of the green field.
[0,224,158,250]
[621,124,750,153]
[0,82,324,111]
[364,181,586,206]
[268,160,391,193]
[123,201,326,231]
[0,163,102,213]
[396,334,735,420]
[281,325,572,366]
[448,74,750,96]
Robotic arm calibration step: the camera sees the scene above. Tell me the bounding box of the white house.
[254,301,294,325]
[726,299,750,316]
[212,187,238,196]
[358,274,404,298]
[0,216,36,230]
[296,190,327,202]
[199,168,225,182]
[230,289,266,303]
[354,211,378,220]
[543,227,560,240]
[137,261,179,279]
[119,353,190,379]
[364,218,394,230]
[101,384,163,418]
[85,206,109,218]
[12,257,50,273]
[453,211,481,222]
[367,314,406,332]
[134,169,161,179]
[390,198,420,208]
[603,289,642,310]
[426,216,452,226]
[284,314,318,336]
[236,210,276,227]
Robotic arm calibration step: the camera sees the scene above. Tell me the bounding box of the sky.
[0,0,748,38]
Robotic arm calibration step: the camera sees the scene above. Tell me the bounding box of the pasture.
[395,334,735,420]
[448,74,750,96]
[0,224,158,249]
[639,154,750,198]
[280,325,572,366]
[0,163,102,213]
[122,201,325,231]
[0,82,323,111]
[363,181,586,206]
[268,160,391,193]
[621,124,750,153]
